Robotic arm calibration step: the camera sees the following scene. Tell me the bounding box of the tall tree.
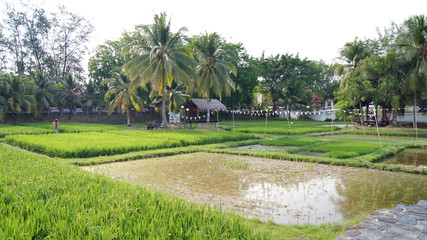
[221,42,259,109]
[124,12,196,128]
[396,15,427,128]
[191,32,237,125]
[48,5,93,81]
[103,72,144,126]
[335,38,374,123]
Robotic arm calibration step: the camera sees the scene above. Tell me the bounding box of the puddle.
[386,149,427,166]
[232,144,295,152]
[83,153,427,225]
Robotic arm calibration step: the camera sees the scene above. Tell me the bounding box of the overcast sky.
[6,0,427,69]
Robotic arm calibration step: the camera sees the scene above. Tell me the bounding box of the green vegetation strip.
[221,120,340,135]
[342,127,427,138]
[17,122,123,133]
[0,124,52,137]
[6,130,254,158]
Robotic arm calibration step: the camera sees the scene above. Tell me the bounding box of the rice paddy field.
[221,120,341,135]
[1,120,426,239]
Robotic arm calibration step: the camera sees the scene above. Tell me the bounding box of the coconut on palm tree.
[103,72,144,126]
[124,12,196,128]
[191,32,237,125]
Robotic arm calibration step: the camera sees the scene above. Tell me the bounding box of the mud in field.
[83,153,427,225]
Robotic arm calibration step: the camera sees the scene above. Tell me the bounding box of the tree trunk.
[413,96,417,128]
[126,108,131,127]
[161,72,168,128]
[359,101,364,126]
[206,98,210,125]
[392,108,398,127]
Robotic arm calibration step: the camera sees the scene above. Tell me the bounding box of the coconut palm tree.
[191,32,237,125]
[57,74,83,118]
[396,15,427,130]
[124,12,196,128]
[32,71,57,117]
[335,37,372,88]
[335,38,373,124]
[103,72,144,126]
[0,73,36,121]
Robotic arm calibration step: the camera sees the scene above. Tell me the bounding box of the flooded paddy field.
[83,153,427,225]
[385,148,427,167]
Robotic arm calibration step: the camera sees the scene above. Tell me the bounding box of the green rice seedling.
[5,130,254,158]
[17,122,123,133]
[308,141,382,159]
[0,144,269,239]
[0,124,52,137]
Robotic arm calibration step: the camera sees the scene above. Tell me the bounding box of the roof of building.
[191,98,227,111]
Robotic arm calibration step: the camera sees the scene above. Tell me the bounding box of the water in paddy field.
[83,153,427,225]
[385,148,427,166]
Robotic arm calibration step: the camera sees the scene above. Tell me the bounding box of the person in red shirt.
[52,119,60,133]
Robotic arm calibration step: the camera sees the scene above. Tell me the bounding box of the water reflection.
[386,148,427,166]
[83,153,427,225]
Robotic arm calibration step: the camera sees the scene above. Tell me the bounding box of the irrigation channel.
[83,152,427,225]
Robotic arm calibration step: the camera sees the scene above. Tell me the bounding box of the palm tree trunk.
[126,108,131,127]
[161,72,168,128]
[206,98,210,125]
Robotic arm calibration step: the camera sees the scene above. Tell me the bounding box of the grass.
[221,120,341,135]
[0,144,267,239]
[342,126,427,138]
[6,130,254,158]
[17,122,124,133]
[309,141,382,159]
[0,124,52,137]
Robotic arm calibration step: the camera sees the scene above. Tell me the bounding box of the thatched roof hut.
[191,98,227,111]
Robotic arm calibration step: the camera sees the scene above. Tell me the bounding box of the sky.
[4,0,427,70]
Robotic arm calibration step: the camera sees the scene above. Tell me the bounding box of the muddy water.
[386,148,427,166]
[83,153,427,225]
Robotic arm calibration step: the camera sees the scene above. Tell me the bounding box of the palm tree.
[151,83,189,113]
[335,37,372,88]
[335,38,372,124]
[396,15,427,131]
[57,74,83,118]
[103,72,144,126]
[191,32,237,125]
[0,73,37,121]
[32,71,56,117]
[124,12,196,128]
